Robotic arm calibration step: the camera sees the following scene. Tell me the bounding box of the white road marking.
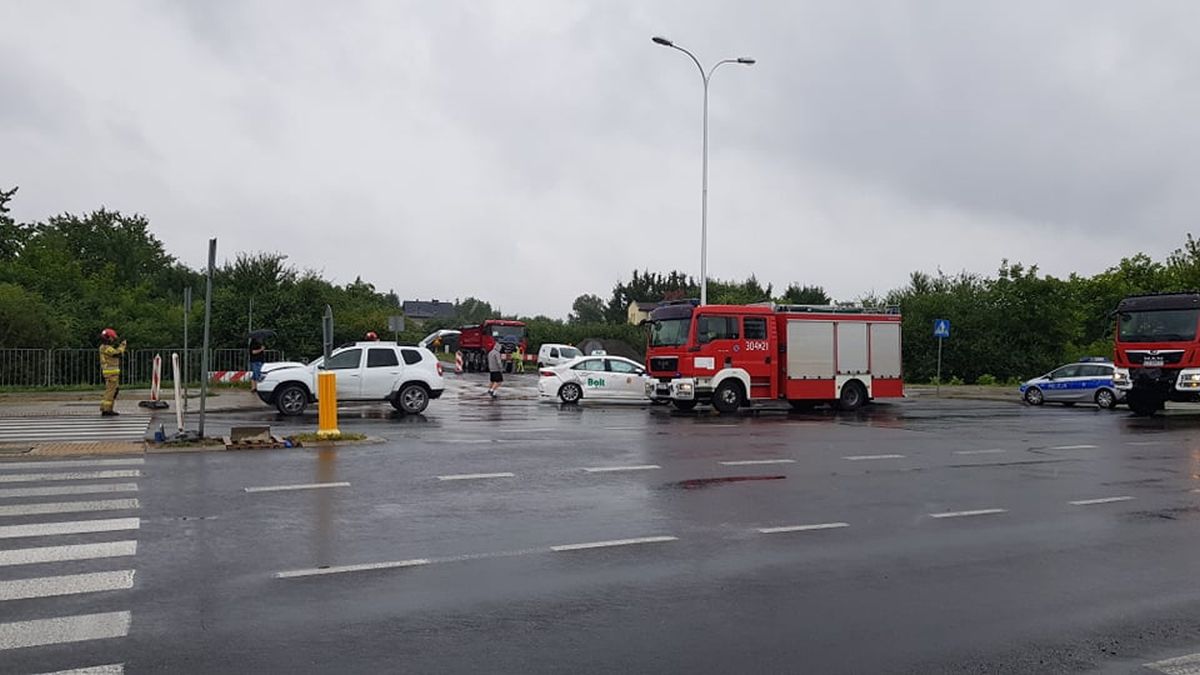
[0,570,135,601]
[929,509,1008,519]
[1146,652,1200,674]
[718,459,796,466]
[276,559,430,578]
[0,470,141,484]
[35,665,125,675]
[0,518,140,540]
[436,472,515,481]
[0,541,137,567]
[1069,496,1135,506]
[0,499,140,518]
[758,522,849,534]
[0,483,139,500]
[0,459,143,470]
[954,449,1007,455]
[582,465,661,473]
[551,536,678,552]
[842,454,905,461]
[244,482,350,493]
[0,611,131,650]
[1049,444,1098,450]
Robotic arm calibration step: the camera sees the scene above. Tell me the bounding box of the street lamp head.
[652,36,674,47]
[737,57,756,65]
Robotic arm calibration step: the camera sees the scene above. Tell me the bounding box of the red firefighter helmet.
[100,328,118,342]
[365,331,379,341]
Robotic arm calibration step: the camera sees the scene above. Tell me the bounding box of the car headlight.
[1112,368,1130,386]
[677,382,694,393]
[1177,369,1200,390]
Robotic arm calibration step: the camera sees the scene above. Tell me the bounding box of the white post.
[172,353,184,433]
[936,337,943,397]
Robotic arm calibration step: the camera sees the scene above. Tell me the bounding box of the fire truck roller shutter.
[787,321,835,378]
[869,323,902,378]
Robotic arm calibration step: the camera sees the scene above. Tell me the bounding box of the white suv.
[537,343,581,367]
[257,342,445,416]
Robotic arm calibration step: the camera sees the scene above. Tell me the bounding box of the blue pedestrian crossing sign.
[933,319,951,339]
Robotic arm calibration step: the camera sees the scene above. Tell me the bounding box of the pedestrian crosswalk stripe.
[0,611,131,650]
[0,484,138,500]
[0,417,148,443]
[0,541,137,567]
[0,518,139,540]
[34,664,125,675]
[0,470,141,484]
[0,459,144,471]
[0,570,135,602]
[0,499,140,518]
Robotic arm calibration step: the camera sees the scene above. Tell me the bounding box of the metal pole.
[198,239,216,438]
[248,297,253,334]
[183,286,191,414]
[700,75,709,306]
[936,336,943,397]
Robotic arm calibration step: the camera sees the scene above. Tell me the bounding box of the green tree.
[569,294,606,324]
[779,283,831,305]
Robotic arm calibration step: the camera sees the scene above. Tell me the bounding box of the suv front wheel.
[275,384,309,416]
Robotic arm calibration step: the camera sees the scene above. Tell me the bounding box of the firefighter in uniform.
[98,328,127,416]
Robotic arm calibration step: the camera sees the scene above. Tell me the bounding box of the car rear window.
[401,349,423,365]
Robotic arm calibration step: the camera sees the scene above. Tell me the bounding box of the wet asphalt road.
[7,376,1200,673]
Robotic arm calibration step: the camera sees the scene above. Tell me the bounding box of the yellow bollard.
[316,370,341,439]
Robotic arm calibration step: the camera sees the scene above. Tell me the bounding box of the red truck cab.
[458,320,527,372]
[1112,292,1200,416]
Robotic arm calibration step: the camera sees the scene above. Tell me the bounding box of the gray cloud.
[2,1,1198,317]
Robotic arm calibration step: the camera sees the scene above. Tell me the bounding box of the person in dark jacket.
[248,338,266,391]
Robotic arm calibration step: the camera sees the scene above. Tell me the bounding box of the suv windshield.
[1119,309,1200,343]
[651,318,691,347]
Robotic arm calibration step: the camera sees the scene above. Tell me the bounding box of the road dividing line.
[0,518,139,540]
[928,508,1008,519]
[0,470,141,484]
[35,665,125,675]
[758,522,849,534]
[0,459,143,471]
[0,541,137,567]
[276,559,430,579]
[582,465,661,473]
[0,499,139,518]
[1049,444,1098,450]
[954,449,1006,455]
[436,472,515,481]
[842,454,905,461]
[718,459,796,466]
[1146,652,1200,674]
[551,536,678,552]
[0,570,135,601]
[1069,496,1135,506]
[0,484,139,500]
[0,611,131,650]
[244,482,350,493]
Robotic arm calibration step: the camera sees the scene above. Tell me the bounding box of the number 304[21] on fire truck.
[644,301,904,413]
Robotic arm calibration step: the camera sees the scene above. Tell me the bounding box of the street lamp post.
[652,36,755,306]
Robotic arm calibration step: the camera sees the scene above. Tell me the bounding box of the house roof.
[402,300,457,319]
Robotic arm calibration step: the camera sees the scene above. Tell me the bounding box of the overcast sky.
[3,1,1199,318]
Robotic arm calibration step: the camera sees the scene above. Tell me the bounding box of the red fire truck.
[644,301,904,413]
[1111,292,1200,416]
[458,319,527,372]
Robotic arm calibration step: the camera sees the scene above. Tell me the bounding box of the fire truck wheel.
[837,381,867,411]
[713,381,745,414]
[1095,389,1117,410]
[558,382,583,404]
[672,399,698,411]
[1023,387,1044,406]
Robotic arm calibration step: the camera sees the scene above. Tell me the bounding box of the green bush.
[976,374,997,386]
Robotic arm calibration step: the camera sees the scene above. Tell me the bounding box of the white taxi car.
[538,355,651,404]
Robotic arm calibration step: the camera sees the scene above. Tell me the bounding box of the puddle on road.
[663,475,786,490]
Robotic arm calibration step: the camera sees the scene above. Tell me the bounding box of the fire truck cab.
[644,301,904,413]
[1112,292,1200,416]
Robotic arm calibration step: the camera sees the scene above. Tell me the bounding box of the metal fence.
[0,348,287,388]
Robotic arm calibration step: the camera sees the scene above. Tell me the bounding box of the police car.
[538,355,652,404]
[1019,358,1123,409]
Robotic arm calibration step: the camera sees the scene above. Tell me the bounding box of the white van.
[538,343,582,367]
